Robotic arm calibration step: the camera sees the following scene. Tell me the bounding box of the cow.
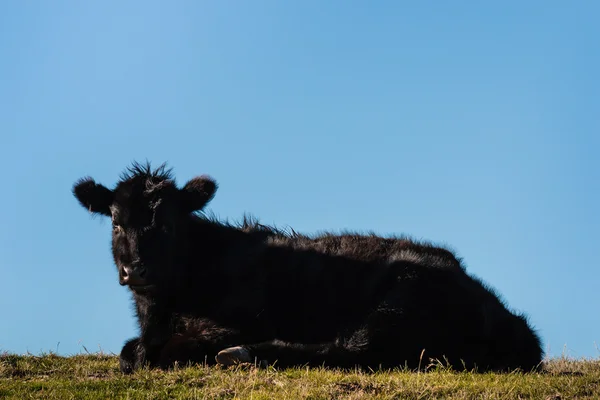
[72,162,543,374]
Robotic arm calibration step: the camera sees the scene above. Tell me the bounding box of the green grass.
[1,353,599,399]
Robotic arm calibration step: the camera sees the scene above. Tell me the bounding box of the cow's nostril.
[120,267,132,285]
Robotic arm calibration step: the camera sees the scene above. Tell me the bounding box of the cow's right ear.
[72,177,113,216]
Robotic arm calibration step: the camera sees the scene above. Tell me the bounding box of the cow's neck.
[179,216,268,319]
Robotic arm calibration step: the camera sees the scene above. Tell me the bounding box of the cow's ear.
[73,177,113,216]
[180,175,217,213]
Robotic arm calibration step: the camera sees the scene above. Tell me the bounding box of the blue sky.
[1,1,598,359]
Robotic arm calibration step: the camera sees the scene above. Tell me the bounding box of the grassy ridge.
[1,353,599,399]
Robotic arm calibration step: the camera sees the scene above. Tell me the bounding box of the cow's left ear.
[179,175,218,213]
[73,177,114,216]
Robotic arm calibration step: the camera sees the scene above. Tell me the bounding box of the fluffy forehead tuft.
[119,161,174,184]
[111,161,178,209]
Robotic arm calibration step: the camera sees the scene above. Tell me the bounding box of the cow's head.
[72,162,217,294]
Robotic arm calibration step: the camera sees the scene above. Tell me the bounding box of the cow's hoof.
[216,346,252,366]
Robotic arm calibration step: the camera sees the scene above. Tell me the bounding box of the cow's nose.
[120,266,147,286]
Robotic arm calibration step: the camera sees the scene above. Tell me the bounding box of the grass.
[1,353,599,399]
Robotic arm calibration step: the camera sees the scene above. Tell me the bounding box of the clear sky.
[1,1,598,359]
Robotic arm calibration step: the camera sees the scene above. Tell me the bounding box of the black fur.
[73,161,543,373]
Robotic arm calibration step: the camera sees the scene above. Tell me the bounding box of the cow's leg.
[215,341,338,368]
[119,337,146,374]
[158,332,237,369]
[127,303,175,372]
[119,335,172,374]
[157,320,251,370]
[120,318,249,373]
[216,329,386,370]
[215,310,429,371]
